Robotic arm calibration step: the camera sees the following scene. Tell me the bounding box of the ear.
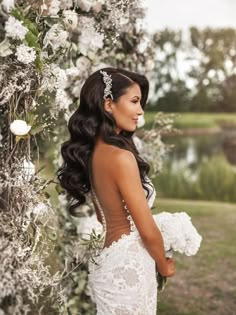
[104,98,113,113]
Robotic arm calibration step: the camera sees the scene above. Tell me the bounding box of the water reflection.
[162,129,236,167]
[154,129,236,202]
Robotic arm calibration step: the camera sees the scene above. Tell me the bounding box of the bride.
[57,67,176,314]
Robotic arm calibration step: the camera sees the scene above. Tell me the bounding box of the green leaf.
[35,55,43,71]
[15,135,26,143]
[24,31,40,49]
[23,19,39,37]
[11,8,24,20]
[43,192,51,199]
[157,274,168,291]
[55,185,66,194]
[30,124,47,135]
[26,112,37,125]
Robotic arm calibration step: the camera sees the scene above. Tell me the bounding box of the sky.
[144,0,236,32]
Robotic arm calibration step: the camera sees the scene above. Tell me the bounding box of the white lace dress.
[87,175,158,315]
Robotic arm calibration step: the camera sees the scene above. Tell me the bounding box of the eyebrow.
[131,96,141,99]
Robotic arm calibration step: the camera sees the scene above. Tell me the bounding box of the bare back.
[90,142,132,249]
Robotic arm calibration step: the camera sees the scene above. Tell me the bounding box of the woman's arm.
[110,149,174,277]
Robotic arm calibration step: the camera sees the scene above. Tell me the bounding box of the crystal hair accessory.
[100,70,113,100]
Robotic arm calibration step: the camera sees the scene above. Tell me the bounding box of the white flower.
[60,0,74,10]
[0,38,13,57]
[91,62,111,73]
[48,0,60,16]
[10,120,31,136]
[55,89,73,111]
[76,56,91,74]
[21,159,35,181]
[62,10,78,30]
[15,158,35,184]
[65,67,80,77]
[43,23,69,51]
[5,16,28,40]
[58,193,67,206]
[77,214,103,239]
[153,212,202,256]
[78,28,104,56]
[78,16,95,28]
[31,202,49,215]
[15,44,36,64]
[1,0,15,12]
[92,0,104,13]
[146,59,155,72]
[76,0,93,12]
[64,110,73,123]
[133,135,143,153]
[75,0,104,12]
[41,63,67,92]
[137,115,145,128]
[71,78,85,97]
[141,134,166,173]
[0,131,3,148]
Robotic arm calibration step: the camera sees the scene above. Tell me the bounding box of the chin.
[125,126,137,132]
[116,125,136,133]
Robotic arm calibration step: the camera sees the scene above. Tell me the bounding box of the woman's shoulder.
[107,147,138,179]
[109,146,135,163]
[100,142,134,159]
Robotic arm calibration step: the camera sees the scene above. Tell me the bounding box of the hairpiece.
[100,70,113,100]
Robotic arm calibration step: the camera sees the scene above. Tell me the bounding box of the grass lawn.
[144,111,236,130]
[153,198,236,315]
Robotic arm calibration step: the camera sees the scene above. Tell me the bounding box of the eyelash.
[132,100,139,104]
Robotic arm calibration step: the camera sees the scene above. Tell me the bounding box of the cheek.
[114,101,135,122]
[120,103,135,117]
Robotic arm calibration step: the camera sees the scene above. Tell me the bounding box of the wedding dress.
[87,165,158,315]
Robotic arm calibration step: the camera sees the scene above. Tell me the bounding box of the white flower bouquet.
[153,212,203,290]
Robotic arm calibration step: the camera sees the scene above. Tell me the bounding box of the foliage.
[144,111,236,130]
[136,112,178,176]
[154,154,236,202]
[150,29,191,112]
[0,157,63,314]
[149,27,236,112]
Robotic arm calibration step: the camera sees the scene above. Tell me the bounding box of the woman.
[57,67,176,314]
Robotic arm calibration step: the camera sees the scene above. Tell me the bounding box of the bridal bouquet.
[153,212,203,291]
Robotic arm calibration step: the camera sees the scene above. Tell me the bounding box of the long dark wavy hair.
[57,67,152,215]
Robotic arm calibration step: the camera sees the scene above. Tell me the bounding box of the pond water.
[162,129,236,169]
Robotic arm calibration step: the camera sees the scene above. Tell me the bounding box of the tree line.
[148,27,236,112]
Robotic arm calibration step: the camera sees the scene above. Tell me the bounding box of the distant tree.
[148,28,191,112]
[149,27,236,112]
[219,75,236,112]
[188,27,236,112]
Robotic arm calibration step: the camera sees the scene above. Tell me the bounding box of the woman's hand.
[155,258,176,277]
[165,258,175,277]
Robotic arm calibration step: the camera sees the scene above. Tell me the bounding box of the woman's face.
[107,83,144,134]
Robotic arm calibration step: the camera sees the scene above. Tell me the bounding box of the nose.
[137,104,144,116]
